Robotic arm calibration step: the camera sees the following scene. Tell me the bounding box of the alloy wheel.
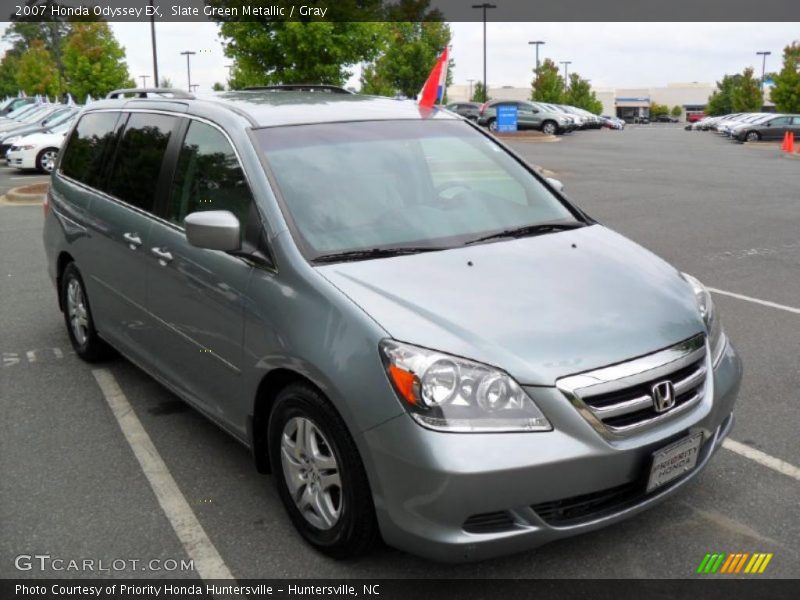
[41,149,58,173]
[66,278,89,346]
[280,416,342,530]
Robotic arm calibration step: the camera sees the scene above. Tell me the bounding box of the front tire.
[487,118,497,132]
[542,120,557,135]
[268,382,379,559]
[36,147,58,174]
[60,263,113,362]
[745,131,760,142]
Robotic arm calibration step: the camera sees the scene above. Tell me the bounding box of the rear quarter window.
[60,112,121,190]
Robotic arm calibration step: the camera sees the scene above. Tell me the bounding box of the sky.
[0,22,798,93]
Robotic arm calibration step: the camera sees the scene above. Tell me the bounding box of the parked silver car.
[44,87,741,562]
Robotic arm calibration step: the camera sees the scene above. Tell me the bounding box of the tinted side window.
[107,113,177,212]
[60,112,121,189]
[167,121,253,232]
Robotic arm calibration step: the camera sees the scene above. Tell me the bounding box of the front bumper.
[361,340,742,562]
[6,149,34,169]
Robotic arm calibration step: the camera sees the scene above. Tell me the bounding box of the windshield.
[5,104,38,120]
[19,106,54,123]
[255,120,581,260]
[48,119,74,135]
[43,109,74,128]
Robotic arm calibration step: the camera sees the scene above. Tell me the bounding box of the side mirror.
[545,177,564,192]
[184,210,241,252]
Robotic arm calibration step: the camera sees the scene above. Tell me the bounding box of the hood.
[13,131,63,146]
[317,225,704,385]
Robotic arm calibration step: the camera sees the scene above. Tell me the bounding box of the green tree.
[359,62,395,96]
[564,73,602,114]
[770,42,800,113]
[0,54,21,97]
[62,23,134,101]
[212,82,225,91]
[207,0,386,88]
[16,40,61,96]
[471,81,487,102]
[671,105,682,117]
[649,102,670,117]
[360,19,453,99]
[531,58,564,103]
[706,74,741,115]
[3,18,75,92]
[159,77,174,88]
[731,67,762,112]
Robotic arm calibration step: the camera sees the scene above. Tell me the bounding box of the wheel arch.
[56,251,75,311]
[250,367,330,474]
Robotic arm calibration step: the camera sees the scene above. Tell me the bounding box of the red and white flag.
[417,48,449,109]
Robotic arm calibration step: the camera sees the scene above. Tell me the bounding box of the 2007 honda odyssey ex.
[43,86,742,562]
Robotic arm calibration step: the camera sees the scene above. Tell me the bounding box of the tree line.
[706,42,800,115]
[0,21,134,100]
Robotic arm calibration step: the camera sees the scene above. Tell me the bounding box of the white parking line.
[91,369,236,580]
[709,287,800,315]
[723,439,800,482]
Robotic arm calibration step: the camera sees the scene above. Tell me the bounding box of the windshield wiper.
[312,246,448,264]
[464,221,586,245]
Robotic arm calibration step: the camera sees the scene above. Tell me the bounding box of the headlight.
[20,145,36,151]
[380,340,552,432]
[682,273,726,365]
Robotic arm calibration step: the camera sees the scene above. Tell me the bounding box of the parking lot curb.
[495,132,561,143]
[2,184,47,205]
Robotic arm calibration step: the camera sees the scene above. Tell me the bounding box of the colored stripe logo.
[697,552,773,574]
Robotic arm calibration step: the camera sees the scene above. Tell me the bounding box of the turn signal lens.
[388,364,419,406]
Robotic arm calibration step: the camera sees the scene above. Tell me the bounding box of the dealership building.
[446,81,722,120]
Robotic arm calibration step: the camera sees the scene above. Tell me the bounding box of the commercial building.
[446,81,724,121]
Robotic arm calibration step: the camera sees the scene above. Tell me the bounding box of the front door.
[146,119,255,422]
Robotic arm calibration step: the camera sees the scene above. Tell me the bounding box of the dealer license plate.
[646,432,703,492]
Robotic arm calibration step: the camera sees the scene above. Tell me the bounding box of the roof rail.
[242,84,354,95]
[106,88,195,100]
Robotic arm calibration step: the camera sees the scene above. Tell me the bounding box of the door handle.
[123,232,142,249]
[151,247,173,265]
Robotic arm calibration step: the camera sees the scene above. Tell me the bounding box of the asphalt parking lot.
[1,127,798,580]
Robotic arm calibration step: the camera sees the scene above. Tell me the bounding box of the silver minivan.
[43,87,742,562]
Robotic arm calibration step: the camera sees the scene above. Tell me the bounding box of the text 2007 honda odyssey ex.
[43,86,742,562]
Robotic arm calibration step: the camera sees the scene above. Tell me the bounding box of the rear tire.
[268,382,379,559]
[60,263,113,362]
[487,118,497,132]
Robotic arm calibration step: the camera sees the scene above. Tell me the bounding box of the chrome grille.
[556,334,707,435]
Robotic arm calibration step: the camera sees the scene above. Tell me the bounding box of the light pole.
[467,78,475,101]
[180,51,196,92]
[149,0,159,86]
[756,50,771,93]
[472,3,497,101]
[139,75,149,88]
[560,60,572,91]
[528,40,545,76]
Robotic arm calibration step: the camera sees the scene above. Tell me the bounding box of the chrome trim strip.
[674,365,707,396]
[605,391,701,433]
[712,333,728,368]
[556,334,708,438]
[591,394,653,419]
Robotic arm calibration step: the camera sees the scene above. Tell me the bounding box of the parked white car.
[6,120,72,173]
